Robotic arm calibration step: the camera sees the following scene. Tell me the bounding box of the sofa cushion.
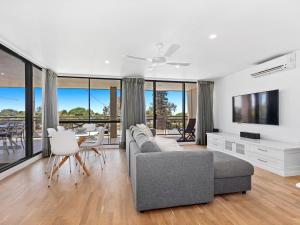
[213,151,254,178]
[153,136,183,152]
[133,130,161,153]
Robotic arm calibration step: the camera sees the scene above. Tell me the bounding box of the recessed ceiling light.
[209,34,217,39]
[0,72,5,76]
[175,65,180,68]
[105,60,110,64]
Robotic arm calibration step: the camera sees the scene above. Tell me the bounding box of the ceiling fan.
[126,43,190,69]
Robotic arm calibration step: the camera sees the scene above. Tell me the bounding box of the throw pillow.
[136,124,153,137]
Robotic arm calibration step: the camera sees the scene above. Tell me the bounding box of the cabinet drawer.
[207,136,223,143]
[248,145,283,160]
[208,141,223,150]
[248,151,283,170]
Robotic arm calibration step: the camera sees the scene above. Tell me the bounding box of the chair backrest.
[47,128,57,137]
[95,127,105,146]
[57,126,65,131]
[47,128,57,148]
[83,123,96,132]
[50,130,80,156]
[186,118,196,130]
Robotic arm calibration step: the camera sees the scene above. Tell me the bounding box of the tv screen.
[232,90,279,125]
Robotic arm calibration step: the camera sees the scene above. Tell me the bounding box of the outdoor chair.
[177,118,196,142]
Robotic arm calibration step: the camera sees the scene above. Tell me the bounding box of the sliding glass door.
[145,80,196,142]
[155,82,183,136]
[145,81,154,128]
[0,45,43,172]
[32,67,43,154]
[0,48,26,168]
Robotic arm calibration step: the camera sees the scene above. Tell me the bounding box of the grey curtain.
[120,77,146,148]
[42,69,58,157]
[196,81,214,145]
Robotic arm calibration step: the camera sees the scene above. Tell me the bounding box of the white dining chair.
[48,130,80,187]
[47,127,73,175]
[45,128,57,175]
[82,123,96,132]
[80,127,106,170]
[57,126,65,131]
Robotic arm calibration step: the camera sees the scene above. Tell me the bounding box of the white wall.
[214,51,300,143]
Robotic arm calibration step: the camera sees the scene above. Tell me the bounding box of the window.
[145,81,154,128]
[185,83,197,120]
[57,78,89,122]
[57,77,122,145]
[90,79,121,121]
[90,79,121,144]
[33,67,43,154]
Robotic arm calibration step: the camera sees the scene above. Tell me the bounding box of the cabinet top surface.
[207,132,300,150]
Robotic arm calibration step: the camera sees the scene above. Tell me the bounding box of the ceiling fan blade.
[166,62,190,66]
[164,44,180,57]
[126,55,148,61]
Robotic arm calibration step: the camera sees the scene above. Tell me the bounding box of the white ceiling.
[0,0,300,80]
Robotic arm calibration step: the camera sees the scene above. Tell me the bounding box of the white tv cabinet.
[207,132,300,177]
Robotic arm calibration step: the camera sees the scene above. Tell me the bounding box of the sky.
[0,88,184,114]
[0,87,42,111]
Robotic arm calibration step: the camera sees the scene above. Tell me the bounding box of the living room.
[0,0,300,224]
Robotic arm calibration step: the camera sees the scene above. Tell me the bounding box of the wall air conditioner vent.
[250,53,296,78]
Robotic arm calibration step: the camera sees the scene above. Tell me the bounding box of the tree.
[60,110,68,115]
[36,106,42,113]
[156,91,177,116]
[0,109,25,117]
[68,107,89,117]
[102,106,110,116]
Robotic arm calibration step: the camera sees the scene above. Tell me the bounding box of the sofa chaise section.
[213,151,254,195]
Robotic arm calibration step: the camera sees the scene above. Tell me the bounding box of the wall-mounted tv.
[232,90,279,125]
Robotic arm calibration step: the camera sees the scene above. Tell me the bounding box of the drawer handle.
[258,158,267,163]
[258,148,268,152]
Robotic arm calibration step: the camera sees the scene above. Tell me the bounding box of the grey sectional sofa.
[126,127,254,212]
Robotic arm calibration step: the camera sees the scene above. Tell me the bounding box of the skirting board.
[0,153,42,181]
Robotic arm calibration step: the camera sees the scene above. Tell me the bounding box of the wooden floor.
[1,145,300,225]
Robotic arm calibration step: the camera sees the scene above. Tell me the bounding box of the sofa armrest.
[132,151,214,211]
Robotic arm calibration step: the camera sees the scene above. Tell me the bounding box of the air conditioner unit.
[250,53,296,78]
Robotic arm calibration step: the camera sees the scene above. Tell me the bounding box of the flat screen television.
[232,90,279,125]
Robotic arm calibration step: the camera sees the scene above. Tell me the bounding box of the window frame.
[0,43,43,173]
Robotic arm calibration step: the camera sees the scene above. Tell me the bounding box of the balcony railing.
[146,115,189,135]
[0,116,42,138]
